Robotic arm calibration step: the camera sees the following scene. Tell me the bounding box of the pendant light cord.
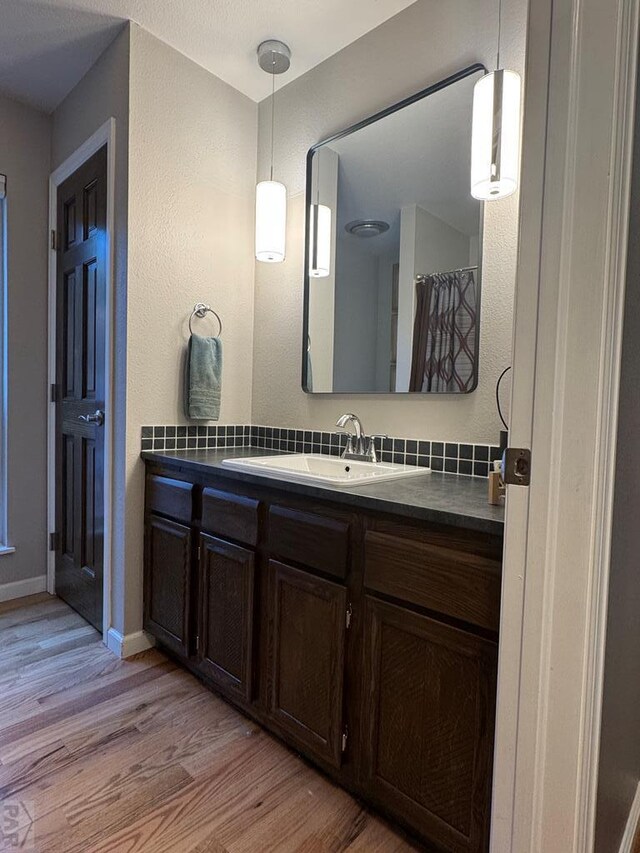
[270,54,276,181]
[496,0,503,70]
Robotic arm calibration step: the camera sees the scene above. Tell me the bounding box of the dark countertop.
[141,447,505,536]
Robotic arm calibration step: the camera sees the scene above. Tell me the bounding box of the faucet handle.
[336,430,355,457]
[367,434,388,463]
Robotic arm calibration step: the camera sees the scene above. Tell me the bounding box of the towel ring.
[189,303,222,337]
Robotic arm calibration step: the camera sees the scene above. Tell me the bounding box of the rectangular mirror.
[303,65,485,394]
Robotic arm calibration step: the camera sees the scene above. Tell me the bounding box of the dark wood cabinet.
[143,461,502,852]
[267,560,347,768]
[197,533,255,701]
[144,514,193,658]
[362,597,497,853]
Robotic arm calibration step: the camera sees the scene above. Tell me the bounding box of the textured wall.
[0,94,50,585]
[252,0,524,443]
[125,24,257,633]
[594,63,640,852]
[51,25,130,634]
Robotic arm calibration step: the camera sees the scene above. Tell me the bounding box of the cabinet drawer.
[269,505,350,579]
[146,475,193,524]
[202,488,260,547]
[364,531,501,632]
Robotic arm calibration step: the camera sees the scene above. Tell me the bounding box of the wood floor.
[0,594,420,853]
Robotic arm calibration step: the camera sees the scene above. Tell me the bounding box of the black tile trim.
[140,425,502,478]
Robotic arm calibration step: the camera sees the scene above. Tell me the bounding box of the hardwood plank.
[0,659,176,755]
[36,649,166,707]
[0,669,195,765]
[189,834,230,853]
[0,622,101,677]
[89,736,304,853]
[0,592,57,618]
[0,740,70,799]
[0,597,418,853]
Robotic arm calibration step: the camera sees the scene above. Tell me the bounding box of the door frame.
[492,0,639,849]
[47,118,116,646]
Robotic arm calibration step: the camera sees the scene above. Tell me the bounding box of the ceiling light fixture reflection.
[345,219,390,238]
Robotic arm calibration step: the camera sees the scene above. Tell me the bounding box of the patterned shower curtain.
[409,270,478,392]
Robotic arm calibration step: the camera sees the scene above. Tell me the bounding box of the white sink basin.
[221,453,429,488]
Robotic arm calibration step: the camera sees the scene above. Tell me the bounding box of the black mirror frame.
[301,63,486,395]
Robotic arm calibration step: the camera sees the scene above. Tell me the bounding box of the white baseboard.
[106,627,155,659]
[0,574,47,603]
[619,781,640,853]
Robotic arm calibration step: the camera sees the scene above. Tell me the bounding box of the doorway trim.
[491,0,640,849]
[47,118,116,646]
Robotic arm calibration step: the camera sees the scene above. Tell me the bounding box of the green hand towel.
[185,334,222,420]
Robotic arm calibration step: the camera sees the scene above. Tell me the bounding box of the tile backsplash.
[141,424,502,478]
[141,424,249,452]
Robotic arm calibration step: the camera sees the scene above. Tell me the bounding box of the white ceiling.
[0,0,419,113]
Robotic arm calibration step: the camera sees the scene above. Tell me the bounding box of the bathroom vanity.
[142,448,503,853]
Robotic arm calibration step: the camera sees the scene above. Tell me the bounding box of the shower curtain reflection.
[409,269,478,392]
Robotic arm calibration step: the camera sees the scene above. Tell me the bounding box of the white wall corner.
[619,783,640,853]
[106,627,155,659]
[0,574,47,603]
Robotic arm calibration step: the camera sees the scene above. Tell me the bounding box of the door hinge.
[50,383,58,403]
[51,229,59,251]
[341,725,349,753]
[197,543,202,561]
[503,447,532,486]
[345,603,353,630]
[49,532,60,552]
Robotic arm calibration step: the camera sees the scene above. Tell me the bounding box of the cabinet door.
[198,534,255,702]
[362,597,497,853]
[144,514,192,658]
[268,560,347,768]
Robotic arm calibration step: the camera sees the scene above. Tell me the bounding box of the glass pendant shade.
[309,203,332,278]
[255,180,287,262]
[471,69,522,200]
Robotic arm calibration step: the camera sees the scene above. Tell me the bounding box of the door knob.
[78,409,105,427]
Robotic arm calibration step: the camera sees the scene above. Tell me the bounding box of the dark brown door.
[361,596,497,853]
[55,146,107,631]
[197,534,255,701]
[144,515,192,657]
[267,560,347,768]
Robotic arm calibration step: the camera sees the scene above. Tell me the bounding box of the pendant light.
[470,0,522,200]
[255,40,290,263]
[309,150,332,278]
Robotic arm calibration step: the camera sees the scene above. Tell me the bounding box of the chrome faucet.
[335,413,387,462]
